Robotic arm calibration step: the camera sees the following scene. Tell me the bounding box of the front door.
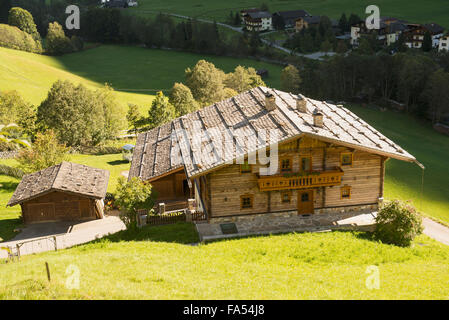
[298,190,314,215]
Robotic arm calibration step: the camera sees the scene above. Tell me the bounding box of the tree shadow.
[93,222,199,245]
[0,217,22,242]
[107,160,129,166]
[0,181,19,193]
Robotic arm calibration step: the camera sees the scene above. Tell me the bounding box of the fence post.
[159,203,166,215]
[53,236,58,251]
[188,199,195,211]
[185,209,192,222]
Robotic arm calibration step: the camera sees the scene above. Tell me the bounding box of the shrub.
[375,200,423,247]
[0,164,24,178]
[8,7,40,41]
[46,22,73,55]
[0,23,42,53]
[16,130,69,173]
[115,177,155,229]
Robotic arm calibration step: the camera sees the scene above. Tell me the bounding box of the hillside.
[1,226,448,299]
[0,45,283,108]
[129,0,449,28]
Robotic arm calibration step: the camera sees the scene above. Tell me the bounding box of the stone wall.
[203,203,378,236]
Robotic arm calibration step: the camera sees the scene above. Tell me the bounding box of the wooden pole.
[45,262,51,282]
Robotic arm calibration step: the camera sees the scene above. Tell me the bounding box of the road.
[167,13,335,61]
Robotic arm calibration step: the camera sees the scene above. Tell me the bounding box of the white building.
[241,10,273,32]
[439,35,449,52]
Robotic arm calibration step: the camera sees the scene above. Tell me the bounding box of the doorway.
[298,190,314,215]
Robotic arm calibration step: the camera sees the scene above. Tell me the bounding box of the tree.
[185,60,226,106]
[422,31,432,52]
[8,7,40,41]
[0,0,11,24]
[234,12,241,26]
[0,123,30,151]
[169,83,199,116]
[37,80,124,147]
[16,130,69,173]
[280,64,302,93]
[320,39,332,53]
[224,66,266,93]
[46,21,73,55]
[126,104,142,134]
[115,177,155,229]
[272,14,285,31]
[260,3,269,11]
[338,13,348,33]
[347,13,362,29]
[147,91,176,129]
[424,69,449,123]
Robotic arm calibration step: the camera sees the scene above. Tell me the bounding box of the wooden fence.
[140,209,207,226]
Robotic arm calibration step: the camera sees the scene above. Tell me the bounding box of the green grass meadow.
[129,0,449,28]
[1,228,448,299]
[347,105,449,225]
[0,45,282,108]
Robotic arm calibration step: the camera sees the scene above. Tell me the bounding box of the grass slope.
[1,229,448,299]
[347,105,449,224]
[130,0,449,28]
[0,45,282,108]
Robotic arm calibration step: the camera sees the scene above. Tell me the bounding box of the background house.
[272,10,310,29]
[8,162,109,224]
[439,34,449,51]
[241,9,273,31]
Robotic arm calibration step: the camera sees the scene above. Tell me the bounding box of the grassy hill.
[129,0,449,28]
[0,45,283,108]
[347,105,449,225]
[1,226,449,299]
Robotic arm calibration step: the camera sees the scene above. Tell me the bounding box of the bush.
[115,177,155,229]
[0,164,24,178]
[45,22,73,55]
[8,7,40,41]
[375,200,423,247]
[0,23,42,53]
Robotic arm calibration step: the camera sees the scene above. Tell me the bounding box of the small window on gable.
[281,191,291,203]
[341,186,351,199]
[340,153,353,166]
[240,194,254,209]
[240,161,251,173]
[280,157,292,173]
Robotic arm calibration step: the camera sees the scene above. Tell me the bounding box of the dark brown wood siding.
[21,191,98,224]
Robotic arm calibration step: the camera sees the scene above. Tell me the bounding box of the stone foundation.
[201,203,378,237]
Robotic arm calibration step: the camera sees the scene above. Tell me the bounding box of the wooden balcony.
[257,168,344,192]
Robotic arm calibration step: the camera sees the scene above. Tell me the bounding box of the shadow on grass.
[94,222,199,245]
[107,160,129,166]
[0,217,22,242]
[0,181,19,193]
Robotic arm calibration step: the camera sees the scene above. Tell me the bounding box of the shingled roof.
[129,86,417,182]
[7,162,110,207]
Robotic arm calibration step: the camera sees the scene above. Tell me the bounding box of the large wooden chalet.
[129,87,418,234]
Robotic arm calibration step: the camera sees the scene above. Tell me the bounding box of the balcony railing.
[257,167,344,191]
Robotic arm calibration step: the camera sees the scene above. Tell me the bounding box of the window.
[281,191,291,203]
[341,186,351,199]
[280,156,292,173]
[240,194,254,209]
[300,156,312,172]
[301,192,310,202]
[240,161,251,174]
[340,153,353,166]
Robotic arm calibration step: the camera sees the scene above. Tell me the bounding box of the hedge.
[0,164,24,178]
[0,24,42,53]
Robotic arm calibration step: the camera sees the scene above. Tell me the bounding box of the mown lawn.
[129,0,449,28]
[347,105,449,225]
[0,228,448,299]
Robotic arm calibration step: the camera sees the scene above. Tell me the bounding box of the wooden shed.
[7,162,110,224]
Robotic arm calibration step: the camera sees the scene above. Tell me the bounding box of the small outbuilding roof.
[7,162,110,207]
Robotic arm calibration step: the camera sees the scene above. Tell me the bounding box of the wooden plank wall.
[206,137,382,217]
[22,191,97,223]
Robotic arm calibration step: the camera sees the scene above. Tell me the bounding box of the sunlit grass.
[0,230,448,299]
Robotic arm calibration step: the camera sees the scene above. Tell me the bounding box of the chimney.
[296,95,307,113]
[313,110,324,128]
[265,92,276,111]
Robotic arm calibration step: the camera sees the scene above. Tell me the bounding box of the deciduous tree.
[280,64,302,94]
[169,83,199,116]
